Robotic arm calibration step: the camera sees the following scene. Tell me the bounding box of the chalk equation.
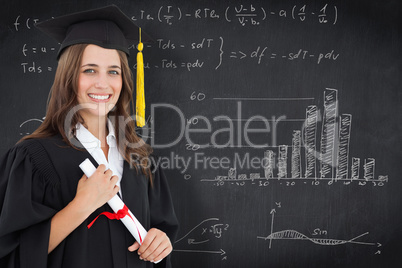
[9,2,342,75]
[142,37,339,71]
[174,218,229,260]
[155,4,338,26]
[12,4,338,30]
[18,36,340,74]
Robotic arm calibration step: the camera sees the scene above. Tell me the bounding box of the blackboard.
[1,0,401,267]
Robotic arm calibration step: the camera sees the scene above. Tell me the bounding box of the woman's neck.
[83,115,109,146]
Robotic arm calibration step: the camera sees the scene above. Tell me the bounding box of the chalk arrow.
[269,209,276,248]
[174,248,226,255]
[187,238,210,245]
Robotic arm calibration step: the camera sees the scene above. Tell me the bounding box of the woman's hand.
[49,164,119,253]
[128,228,172,263]
[74,164,119,213]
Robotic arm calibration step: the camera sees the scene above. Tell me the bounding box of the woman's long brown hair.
[20,44,153,180]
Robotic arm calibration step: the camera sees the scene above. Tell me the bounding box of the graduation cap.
[35,4,152,57]
[35,5,150,127]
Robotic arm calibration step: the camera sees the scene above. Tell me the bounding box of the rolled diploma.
[79,158,147,245]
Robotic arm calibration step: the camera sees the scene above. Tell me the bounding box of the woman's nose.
[95,73,108,89]
[95,74,108,89]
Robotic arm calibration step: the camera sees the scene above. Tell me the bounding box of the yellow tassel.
[136,28,145,127]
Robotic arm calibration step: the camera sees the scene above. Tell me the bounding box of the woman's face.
[77,44,122,121]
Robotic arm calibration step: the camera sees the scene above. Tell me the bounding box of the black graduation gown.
[0,135,179,268]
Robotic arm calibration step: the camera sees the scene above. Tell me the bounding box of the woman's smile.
[88,93,113,101]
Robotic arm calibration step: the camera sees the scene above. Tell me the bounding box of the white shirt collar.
[75,119,117,153]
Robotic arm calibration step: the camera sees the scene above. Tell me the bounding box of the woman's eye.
[83,69,95,73]
[109,70,120,75]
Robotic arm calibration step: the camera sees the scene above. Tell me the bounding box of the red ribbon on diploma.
[87,204,143,244]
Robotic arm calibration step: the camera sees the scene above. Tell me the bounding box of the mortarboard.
[35,4,152,57]
[35,5,150,127]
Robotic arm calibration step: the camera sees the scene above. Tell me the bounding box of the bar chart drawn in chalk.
[200,88,389,187]
[173,218,229,260]
[257,204,382,254]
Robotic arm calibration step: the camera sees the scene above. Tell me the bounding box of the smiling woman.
[0,5,179,268]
